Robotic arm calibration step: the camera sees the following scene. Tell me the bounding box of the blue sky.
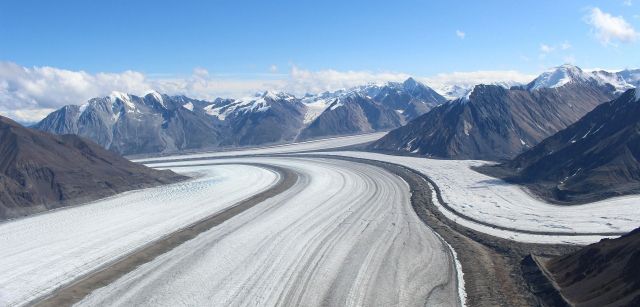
[0,0,639,122]
[1,0,638,75]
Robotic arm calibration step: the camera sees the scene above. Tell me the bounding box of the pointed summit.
[109,91,130,102]
[527,64,593,90]
[261,90,295,101]
[144,90,163,102]
[403,77,420,88]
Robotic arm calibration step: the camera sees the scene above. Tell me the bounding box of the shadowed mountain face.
[35,92,230,155]
[495,89,640,203]
[298,94,404,139]
[371,77,447,119]
[544,227,640,306]
[370,65,620,160]
[0,115,186,220]
[34,79,445,155]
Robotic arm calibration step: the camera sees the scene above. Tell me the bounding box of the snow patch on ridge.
[204,104,228,120]
[203,91,289,120]
[329,100,344,110]
[148,91,164,107]
[302,98,332,124]
[182,102,194,111]
[109,91,136,112]
[79,102,89,114]
[463,120,472,136]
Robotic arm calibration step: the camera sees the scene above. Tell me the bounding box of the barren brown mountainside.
[488,89,640,203]
[370,65,620,160]
[544,227,640,306]
[0,115,186,220]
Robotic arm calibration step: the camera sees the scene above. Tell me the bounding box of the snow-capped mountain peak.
[109,91,130,103]
[462,85,477,102]
[527,64,639,93]
[145,90,164,102]
[144,91,166,108]
[261,90,278,99]
[528,64,592,90]
[591,70,636,93]
[108,91,137,112]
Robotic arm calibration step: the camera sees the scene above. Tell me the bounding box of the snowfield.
[314,151,640,244]
[132,132,387,163]
[6,131,640,306]
[80,157,461,306]
[0,165,278,306]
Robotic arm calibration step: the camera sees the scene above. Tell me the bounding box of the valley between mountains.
[5,0,640,305]
[2,132,640,306]
[2,65,640,306]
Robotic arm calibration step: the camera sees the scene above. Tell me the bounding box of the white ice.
[78,157,461,307]
[131,132,387,163]
[0,165,278,306]
[315,151,640,244]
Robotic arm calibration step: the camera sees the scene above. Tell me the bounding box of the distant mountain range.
[0,115,185,220]
[34,78,446,155]
[489,88,640,203]
[370,65,637,160]
[32,64,640,157]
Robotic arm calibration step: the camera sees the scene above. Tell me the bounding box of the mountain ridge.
[369,65,626,160]
[34,78,446,155]
[0,115,186,220]
[483,89,640,203]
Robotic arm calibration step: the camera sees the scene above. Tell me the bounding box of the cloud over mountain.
[0,61,537,123]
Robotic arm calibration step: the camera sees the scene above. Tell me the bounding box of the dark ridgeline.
[491,89,640,203]
[544,227,640,306]
[0,115,186,220]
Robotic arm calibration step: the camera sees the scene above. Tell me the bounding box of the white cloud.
[0,109,57,124]
[623,0,633,6]
[585,7,638,45]
[0,61,283,122]
[455,30,466,39]
[192,67,209,78]
[420,70,536,91]
[563,55,577,64]
[269,65,278,73]
[284,66,408,94]
[0,61,410,122]
[540,44,555,53]
[561,41,572,50]
[0,61,152,122]
[0,61,540,123]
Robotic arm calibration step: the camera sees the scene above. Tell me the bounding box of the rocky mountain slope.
[370,65,623,160]
[543,227,640,306]
[0,115,186,220]
[298,93,404,139]
[35,79,445,155]
[370,77,447,118]
[488,89,640,203]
